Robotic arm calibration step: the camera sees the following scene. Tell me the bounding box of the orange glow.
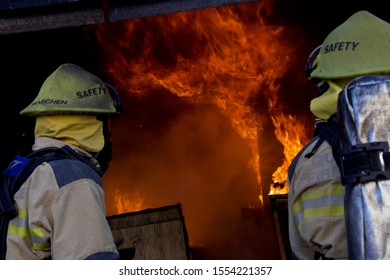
[114,188,143,214]
[93,1,312,213]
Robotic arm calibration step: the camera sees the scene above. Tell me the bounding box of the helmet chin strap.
[105,83,125,114]
[316,81,330,95]
[93,117,113,174]
[304,45,330,96]
[92,83,124,173]
[304,45,322,78]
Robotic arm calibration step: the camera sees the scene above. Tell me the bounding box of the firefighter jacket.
[288,133,348,260]
[6,137,119,259]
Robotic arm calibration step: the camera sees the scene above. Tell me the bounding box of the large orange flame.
[93,1,311,213]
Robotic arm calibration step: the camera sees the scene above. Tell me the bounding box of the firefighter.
[288,10,390,259]
[5,63,122,259]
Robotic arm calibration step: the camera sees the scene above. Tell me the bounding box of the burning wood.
[270,180,286,194]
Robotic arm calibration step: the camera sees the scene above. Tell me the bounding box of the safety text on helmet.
[323,41,359,54]
[76,86,107,99]
[31,99,67,106]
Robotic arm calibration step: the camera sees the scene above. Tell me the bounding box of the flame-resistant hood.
[34,115,104,152]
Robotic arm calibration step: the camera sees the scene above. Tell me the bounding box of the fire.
[269,114,310,195]
[114,188,144,214]
[92,0,312,212]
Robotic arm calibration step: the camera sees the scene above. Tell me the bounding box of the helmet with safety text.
[20,63,124,117]
[305,11,390,82]
[20,63,124,173]
[304,11,390,120]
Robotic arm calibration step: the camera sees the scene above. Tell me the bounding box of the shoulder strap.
[304,115,341,161]
[315,114,342,170]
[289,115,342,182]
[8,148,68,202]
[288,136,319,183]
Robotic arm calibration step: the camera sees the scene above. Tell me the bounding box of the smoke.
[103,90,260,251]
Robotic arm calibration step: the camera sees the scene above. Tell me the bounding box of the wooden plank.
[269,194,292,259]
[107,203,191,260]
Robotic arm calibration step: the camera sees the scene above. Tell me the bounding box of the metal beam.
[0,0,258,35]
[108,0,259,22]
[0,0,83,10]
[0,10,104,34]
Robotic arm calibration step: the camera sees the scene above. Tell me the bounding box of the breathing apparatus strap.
[304,114,341,165]
[339,141,390,184]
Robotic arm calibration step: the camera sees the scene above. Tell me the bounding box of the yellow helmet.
[20,63,123,116]
[306,11,390,80]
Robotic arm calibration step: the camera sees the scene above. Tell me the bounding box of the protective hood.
[310,78,352,119]
[34,115,104,153]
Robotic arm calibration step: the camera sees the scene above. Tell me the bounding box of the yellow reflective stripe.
[8,208,29,237]
[30,227,44,238]
[292,185,344,216]
[302,185,344,200]
[292,199,302,216]
[8,224,30,238]
[9,225,49,250]
[31,227,49,250]
[303,205,344,218]
[33,243,49,250]
[292,185,345,233]
[32,229,50,250]
[17,208,28,219]
[8,208,50,251]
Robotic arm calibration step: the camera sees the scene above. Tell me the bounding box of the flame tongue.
[114,189,143,213]
[269,114,311,195]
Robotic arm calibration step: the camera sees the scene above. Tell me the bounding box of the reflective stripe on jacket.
[288,136,348,260]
